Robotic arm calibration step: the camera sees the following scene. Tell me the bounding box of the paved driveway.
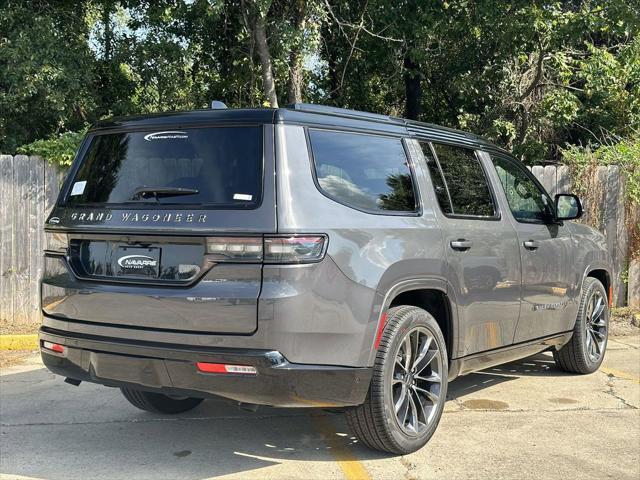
[1,336,639,480]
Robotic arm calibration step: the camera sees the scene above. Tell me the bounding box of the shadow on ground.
[447,352,572,400]
[0,352,572,480]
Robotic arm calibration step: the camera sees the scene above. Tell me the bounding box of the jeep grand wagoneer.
[41,104,612,454]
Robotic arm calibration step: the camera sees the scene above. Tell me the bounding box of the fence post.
[0,155,15,329]
[628,203,640,307]
[604,166,625,306]
[543,165,557,197]
[556,165,571,194]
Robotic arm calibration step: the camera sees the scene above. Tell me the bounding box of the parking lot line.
[600,367,640,384]
[311,415,371,480]
[0,335,38,351]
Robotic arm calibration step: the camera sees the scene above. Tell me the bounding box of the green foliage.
[0,1,97,152]
[1,0,639,172]
[379,174,415,211]
[17,130,87,167]
[561,136,640,205]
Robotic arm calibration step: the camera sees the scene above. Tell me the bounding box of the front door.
[487,153,576,342]
[419,142,522,357]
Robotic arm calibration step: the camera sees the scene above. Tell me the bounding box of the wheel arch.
[389,289,454,361]
[367,278,458,366]
[582,264,612,306]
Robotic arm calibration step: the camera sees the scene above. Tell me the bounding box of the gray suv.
[40,104,612,454]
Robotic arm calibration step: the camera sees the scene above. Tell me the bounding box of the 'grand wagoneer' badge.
[65,211,208,223]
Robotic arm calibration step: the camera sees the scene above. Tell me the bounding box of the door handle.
[450,239,473,251]
[523,240,539,250]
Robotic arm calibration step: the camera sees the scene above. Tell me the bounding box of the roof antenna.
[210,100,227,109]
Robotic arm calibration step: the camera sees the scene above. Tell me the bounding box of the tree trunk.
[102,1,113,61]
[286,0,305,104]
[287,49,303,104]
[403,50,421,120]
[245,0,279,108]
[322,22,339,102]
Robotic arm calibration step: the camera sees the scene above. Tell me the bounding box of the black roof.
[92,103,508,154]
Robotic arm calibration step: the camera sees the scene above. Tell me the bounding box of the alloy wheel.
[391,326,443,436]
[585,291,607,362]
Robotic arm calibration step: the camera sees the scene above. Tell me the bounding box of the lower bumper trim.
[39,328,371,408]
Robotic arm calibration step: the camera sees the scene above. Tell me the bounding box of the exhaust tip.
[237,402,259,412]
[64,377,82,386]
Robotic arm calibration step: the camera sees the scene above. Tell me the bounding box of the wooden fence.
[1,155,65,332]
[0,155,637,332]
[528,165,638,308]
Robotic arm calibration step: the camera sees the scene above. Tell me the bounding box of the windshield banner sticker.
[143,131,189,141]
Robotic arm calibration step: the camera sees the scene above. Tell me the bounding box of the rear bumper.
[39,328,372,408]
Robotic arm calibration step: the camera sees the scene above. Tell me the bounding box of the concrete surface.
[1,336,638,480]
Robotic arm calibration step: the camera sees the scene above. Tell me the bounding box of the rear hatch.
[43,123,275,334]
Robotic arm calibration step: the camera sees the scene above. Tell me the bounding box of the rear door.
[42,124,275,334]
[419,142,522,356]
[487,153,575,341]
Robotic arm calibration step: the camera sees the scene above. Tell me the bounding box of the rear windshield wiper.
[129,186,199,201]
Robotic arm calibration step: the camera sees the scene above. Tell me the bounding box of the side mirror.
[555,193,583,221]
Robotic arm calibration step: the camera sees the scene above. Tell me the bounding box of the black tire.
[120,387,204,414]
[345,305,448,455]
[553,277,609,374]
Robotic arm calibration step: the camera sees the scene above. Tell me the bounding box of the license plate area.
[68,236,206,284]
[116,246,160,278]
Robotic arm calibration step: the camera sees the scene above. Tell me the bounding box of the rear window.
[65,126,263,208]
[308,129,417,213]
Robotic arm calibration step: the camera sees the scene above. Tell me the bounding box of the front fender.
[565,221,613,298]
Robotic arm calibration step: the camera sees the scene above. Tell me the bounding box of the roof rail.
[286,103,395,123]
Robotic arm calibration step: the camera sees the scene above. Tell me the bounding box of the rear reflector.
[42,341,67,355]
[608,285,613,308]
[373,312,388,349]
[196,362,257,375]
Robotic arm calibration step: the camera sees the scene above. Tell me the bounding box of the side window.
[419,142,453,214]
[431,143,497,217]
[309,129,417,213]
[491,155,554,223]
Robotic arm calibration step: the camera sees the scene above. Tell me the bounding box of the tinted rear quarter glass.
[420,142,453,214]
[309,129,417,213]
[431,143,496,217]
[66,126,263,208]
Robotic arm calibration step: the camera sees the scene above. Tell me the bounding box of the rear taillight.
[264,236,326,264]
[206,237,263,262]
[206,235,327,264]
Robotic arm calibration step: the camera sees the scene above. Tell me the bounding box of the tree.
[241,0,278,107]
[3,0,639,168]
[285,0,306,104]
[0,0,97,152]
